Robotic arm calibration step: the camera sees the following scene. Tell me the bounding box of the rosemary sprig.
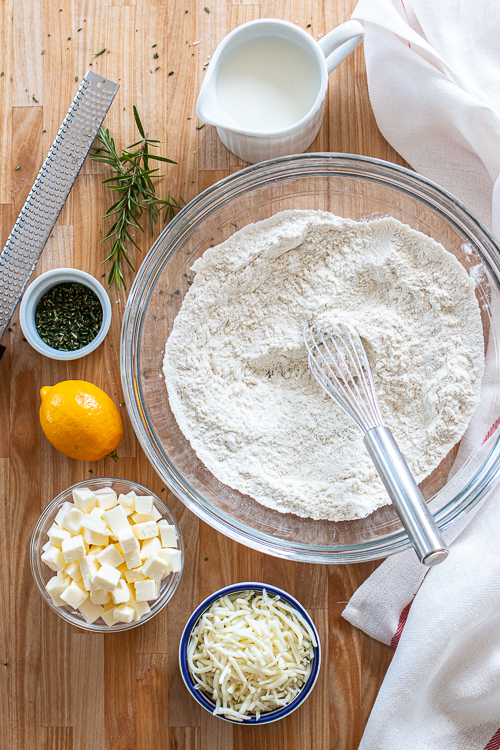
[92,105,184,289]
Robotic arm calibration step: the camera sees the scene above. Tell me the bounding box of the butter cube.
[117,492,133,506]
[81,515,109,535]
[80,554,100,591]
[131,512,153,524]
[83,529,110,547]
[78,598,105,624]
[65,560,83,582]
[41,545,66,572]
[57,569,70,585]
[133,521,158,540]
[90,507,106,521]
[101,607,118,626]
[45,575,69,606]
[124,549,142,570]
[126,491,137,501]
[158,548,182,573]
[42,540,52,552]
[61,534,86,564]
[134,579,158,602]
[91,563,120,592]
[60,580,88,609]
[158,521,177,548]
[94,487,118,511]
[117,528,139,554]
[62,507,85,534]
[126,583,152,620]
[96,544,124,568]
[150,506,162,521]
[140,537,161,560]
[126,582,137,601]
[131,507,162,524]
[104,505,130,536]
[47,524,72,548]
[117,494,135,515]
[116,562,127,573]
[112,579,131,604]
[124,569,145,583]
[90,588,111,605]
[72,487,97,514]
[54,501,75,527]
[141,555,168,581]
[88,545,104,555]
[132,600,151,621]
[113,604,135,623]
[134,495,153,515]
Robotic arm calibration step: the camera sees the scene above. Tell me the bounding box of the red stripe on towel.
[484,727,500,750]
[483,415,500,445]
[390,600,413,649]
[399,0,412,48]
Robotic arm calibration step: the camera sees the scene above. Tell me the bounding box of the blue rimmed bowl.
[179,582,321,724]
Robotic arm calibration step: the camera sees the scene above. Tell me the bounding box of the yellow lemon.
[39,380,124,461]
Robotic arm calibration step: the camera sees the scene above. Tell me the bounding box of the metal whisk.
[304,322,448,566]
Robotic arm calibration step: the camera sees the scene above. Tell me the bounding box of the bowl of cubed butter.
[30,477,184,631]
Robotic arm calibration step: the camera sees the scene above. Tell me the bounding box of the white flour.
[163,211,484,521]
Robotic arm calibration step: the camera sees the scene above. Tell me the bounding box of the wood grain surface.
[0,0,408,747]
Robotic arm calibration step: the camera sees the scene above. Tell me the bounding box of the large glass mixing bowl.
[121,154,500,564]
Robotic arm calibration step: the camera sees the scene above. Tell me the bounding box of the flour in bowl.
[163,211,484,521]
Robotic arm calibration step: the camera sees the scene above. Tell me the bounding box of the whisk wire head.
[304,322,384,434]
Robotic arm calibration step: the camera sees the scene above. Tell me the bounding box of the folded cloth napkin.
[342,1,500,747]
[351,0,500,236]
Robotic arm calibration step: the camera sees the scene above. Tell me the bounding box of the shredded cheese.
[187,589,317,721]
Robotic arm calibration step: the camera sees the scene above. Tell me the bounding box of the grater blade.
[0,71,119,357]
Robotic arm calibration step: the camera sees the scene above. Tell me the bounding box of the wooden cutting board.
[0,0,407,747]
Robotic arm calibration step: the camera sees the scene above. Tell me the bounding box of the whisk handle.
[364,426,449,566]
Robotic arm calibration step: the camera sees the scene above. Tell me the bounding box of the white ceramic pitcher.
[197,19,365,164]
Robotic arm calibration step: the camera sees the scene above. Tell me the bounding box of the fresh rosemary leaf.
[92,105,185,290]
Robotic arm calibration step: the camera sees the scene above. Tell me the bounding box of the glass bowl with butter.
[30,477,184,632]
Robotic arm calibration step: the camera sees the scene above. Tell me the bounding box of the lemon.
[39,380,124,461]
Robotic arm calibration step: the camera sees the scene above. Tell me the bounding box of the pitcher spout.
[196,64,232,129]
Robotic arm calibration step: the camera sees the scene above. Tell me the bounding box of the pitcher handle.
[318,20,365,74]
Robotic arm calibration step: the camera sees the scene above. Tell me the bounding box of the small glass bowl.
[31,477,184,632]
[179,582,321,724]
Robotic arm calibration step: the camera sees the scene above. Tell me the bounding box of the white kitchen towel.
[342,1,500,747]
[351,0,500,237]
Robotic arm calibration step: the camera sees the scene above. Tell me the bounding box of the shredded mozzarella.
[187,589,317,721]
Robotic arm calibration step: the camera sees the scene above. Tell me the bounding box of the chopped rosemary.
[92,105,184,289]
[95,48,106,56]
[35,283,103,351]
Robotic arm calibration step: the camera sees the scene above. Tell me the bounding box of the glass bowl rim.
[178,581,321,724]
[121,152,500,564]
[30,476,184,632]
